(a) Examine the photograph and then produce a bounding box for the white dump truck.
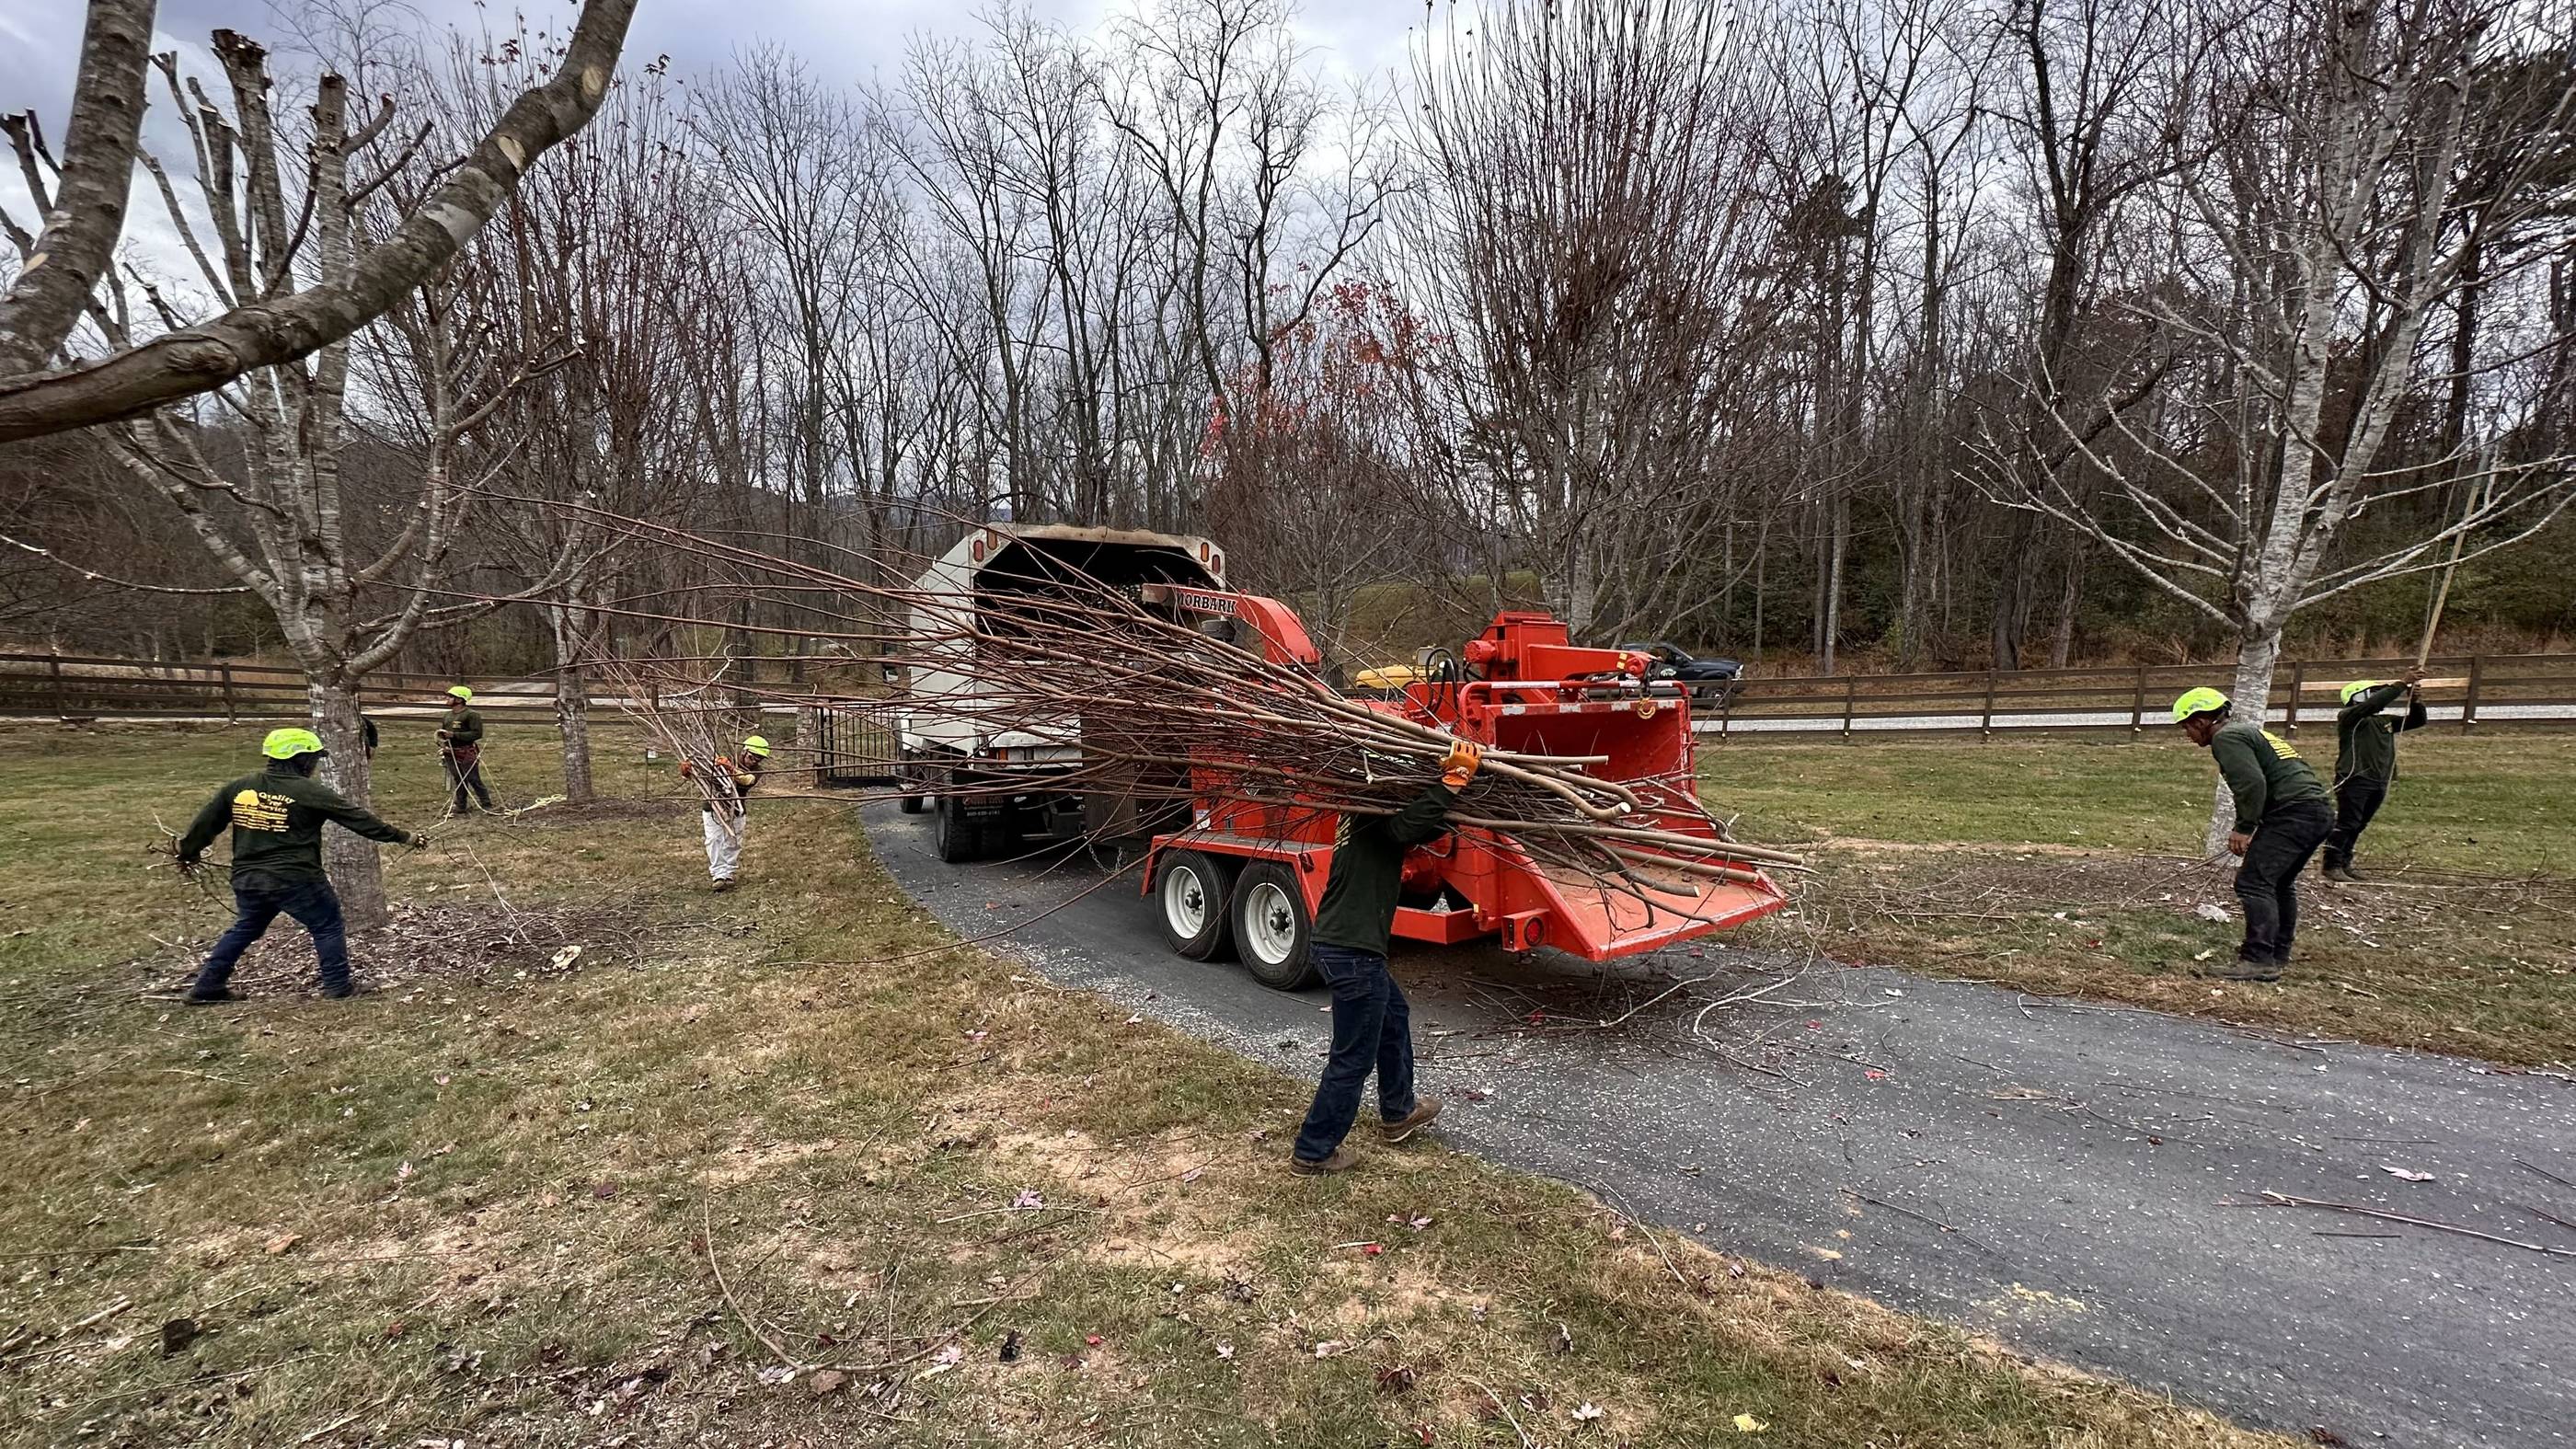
[896,523,1228,862]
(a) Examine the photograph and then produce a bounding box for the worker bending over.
[1292,738,1481,1176]
[2325,669,2428,882]
[437,684,493,814]
[2173,688,2332,982]
[682,735,770,892]
[177,727,427,1003]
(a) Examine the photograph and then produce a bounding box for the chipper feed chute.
[1429,674,1788,960]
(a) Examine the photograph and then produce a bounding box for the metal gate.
[807,704,900,787]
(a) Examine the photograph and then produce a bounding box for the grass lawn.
[0,720,2283,1447]
[1702,733,2576,1065]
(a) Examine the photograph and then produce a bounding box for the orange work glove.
[1440,739,1482,788]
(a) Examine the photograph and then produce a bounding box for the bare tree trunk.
[310,673,388,927]
[2045,552,2082,668]
[0,0,156,374]
[1820,495,1847,675]
[549,602,595,803]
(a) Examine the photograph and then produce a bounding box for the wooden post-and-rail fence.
[3,650,2572,737]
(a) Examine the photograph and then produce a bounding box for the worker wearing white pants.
[702,807,748,885]
[681,735,770,892]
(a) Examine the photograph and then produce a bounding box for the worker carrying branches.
[176,727,428,1003]
[437,684,494,814]
[2324,669,2429,883]
[2172,688,2332,982]
[681,735,769,892]
[1292,738,1481,1177]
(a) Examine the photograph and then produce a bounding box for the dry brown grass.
[0,722,2294,1446]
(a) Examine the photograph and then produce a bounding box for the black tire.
[1231,862,1316,991]
[897,759,928,814]
[933,792,985,864]
[1156,850,1235,960]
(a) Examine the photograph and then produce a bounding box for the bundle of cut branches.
[518,503,1806,916]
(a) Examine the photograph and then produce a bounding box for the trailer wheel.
[1231,863,1316,991]
[1156,850,1234,960]
[932,793,986,864]
[896,757,928,814]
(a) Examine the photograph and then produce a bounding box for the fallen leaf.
[1733,1412,1767,1432]
[1012,1188,1044,1210]
[549,945,583,970]
[1313,1340,1347,1358]
[396,1160,414,1180]
[1085,1334,1104,1347]
[1180,1167,1203,1184]
[1125,1013,1144,1025]
[264,1233,302,1256]
[998,1330,1022,1363]
[1363,1242,1386,1257]
[808,1369,847,1397]
[1214,1343,1234,1360]
[756,1365,796,1386]
[2381,1165,2436,1182]
[933,1343,963,1366]
[1572,1402,1604,1421]
[915,1360,956,1382]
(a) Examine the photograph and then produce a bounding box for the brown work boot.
[1381,1095,1443,1144]
[710,878,737,893]
[1290,1145,1360,1176]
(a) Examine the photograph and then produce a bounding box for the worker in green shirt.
[2323,669,2428,882]
[437,684,493,814]
[1292,738,1481,1176]
[2173,688,2333,982]
[177,727,427,1003]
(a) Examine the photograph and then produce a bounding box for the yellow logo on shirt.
[2260,731,2301,759]
[230,788,292,832]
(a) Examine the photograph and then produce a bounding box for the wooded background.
[6,0,2573,685]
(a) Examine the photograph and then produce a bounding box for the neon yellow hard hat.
[2340,679,2381,705]
[446,684,474,701]
[262,726,327,759]
[2169,686,2229,723]
[741,735,771,757]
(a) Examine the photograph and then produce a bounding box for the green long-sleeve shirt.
[2210,719,2329,834]
[178,763,417,891]
[440,704,484,748]
[2334,683,2427,785]
[1313,781,1458,956]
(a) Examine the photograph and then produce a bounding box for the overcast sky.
[2,0,1424,308]
[2,0,1420,134]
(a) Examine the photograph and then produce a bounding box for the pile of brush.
[559,507,1806,909]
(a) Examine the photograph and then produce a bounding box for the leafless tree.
[1997,0,2575,839]
[0,0,637,440]
[1402,0,1789,641]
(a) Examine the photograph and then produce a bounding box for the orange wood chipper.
[1138,586,1789,989]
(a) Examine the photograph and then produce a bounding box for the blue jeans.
[1293,944,1418,1162]
[194,880,351,994]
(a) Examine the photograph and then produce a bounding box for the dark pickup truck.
[1617,641,1744,703]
